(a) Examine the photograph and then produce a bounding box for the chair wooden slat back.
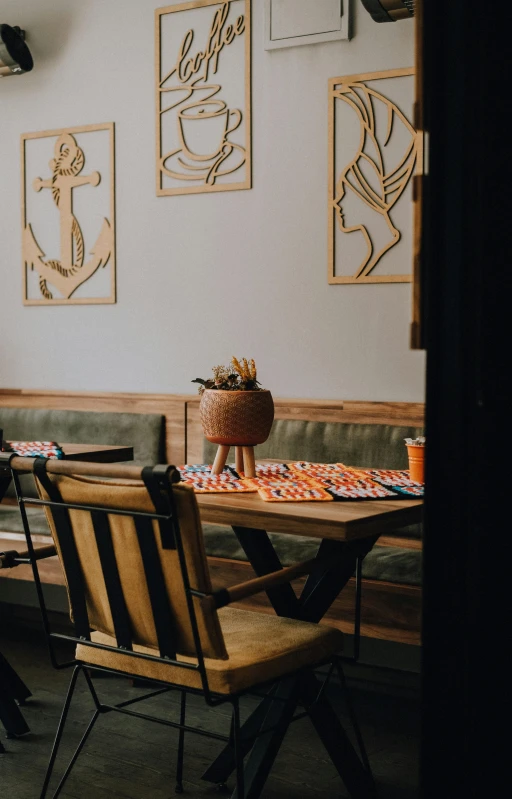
[32,462,228,663]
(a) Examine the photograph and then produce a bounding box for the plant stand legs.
[212,446,230,475]
[235,447,244,475]
[242,447,256,478]
[211,445,257,477]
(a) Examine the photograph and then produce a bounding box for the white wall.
[0,0,425,401]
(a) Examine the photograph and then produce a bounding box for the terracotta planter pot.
[406,444,425,483]
[199,389,274,446]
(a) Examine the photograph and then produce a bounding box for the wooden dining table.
[0,443,134,747]
[195,477,423,799]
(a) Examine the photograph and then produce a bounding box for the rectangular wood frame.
[328,68,419,285]
[20,122,116,306]
[155,0,252,197]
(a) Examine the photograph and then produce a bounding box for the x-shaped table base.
[202,527,379,799]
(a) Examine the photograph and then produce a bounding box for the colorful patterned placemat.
[178,465,257,493]
[229,462,291,478]
[289,462,410,500]
[289,461,349,476]
[244,472,333,502]
[355,469,424,497]
[4,441,64,459]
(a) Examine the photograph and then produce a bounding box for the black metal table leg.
[231,676,303,799]
[300,536,378,623]
[202,687,276,785]
[303,672,376,798]
[0,651,32,705]
[230,527,303,618]
[202,527,378,798]
[0,663,30,737]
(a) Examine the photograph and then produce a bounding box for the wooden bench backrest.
[0,389,425,466]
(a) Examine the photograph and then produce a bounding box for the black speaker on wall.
[360,0,416,22]
[0,24,33,77]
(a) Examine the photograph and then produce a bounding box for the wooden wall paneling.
[207,557,421,645]
[0,534,65,587]
[0,389,194,465]
[1,389,425,465]
[333,401,424,426]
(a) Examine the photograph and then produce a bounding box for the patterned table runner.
[178,463,424,501]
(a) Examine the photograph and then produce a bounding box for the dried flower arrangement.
[193,357,263,394]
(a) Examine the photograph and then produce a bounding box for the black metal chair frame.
[0,464,33,743]
[1,454,373,799]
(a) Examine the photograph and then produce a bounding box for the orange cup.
[406,444,425,483]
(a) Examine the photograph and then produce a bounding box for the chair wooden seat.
[78,607,343,695]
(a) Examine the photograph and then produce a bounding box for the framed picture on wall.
[21,122,116,306]
[155,0,252,197]
[328,68,421,284]
[264,0,350,50]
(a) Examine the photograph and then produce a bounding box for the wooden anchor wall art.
[155,0,251,196]
[21,123,116,305]
[328,68,421,284]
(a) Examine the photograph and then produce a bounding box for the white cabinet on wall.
[264,0,350,49]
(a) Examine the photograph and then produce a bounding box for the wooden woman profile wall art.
[155,0,251,196]
[328,68,420,284]
[21,123,116,305]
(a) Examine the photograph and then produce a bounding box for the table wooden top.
[59,444,134,463]
[196,490,422,542]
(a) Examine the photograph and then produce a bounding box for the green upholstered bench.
[202,418,424,589]
[1,408,423,643]
[0,406,168,619]
[0,407,165,524]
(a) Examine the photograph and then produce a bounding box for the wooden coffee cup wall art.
[21,122,116,305]
[155,0,251,196]
[328,68,421,284]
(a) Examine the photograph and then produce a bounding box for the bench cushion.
[203,419,424,470]
[0,408,165,498]
[0,510,422,586]
[201,523,421,586]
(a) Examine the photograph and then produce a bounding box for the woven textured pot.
[199,389,274,446]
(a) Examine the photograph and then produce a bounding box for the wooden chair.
[5,455,374,799]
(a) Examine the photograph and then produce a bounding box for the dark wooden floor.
[0,624,419,798]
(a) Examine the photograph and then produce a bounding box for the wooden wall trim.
[185,396,425,463]
[0,389,196,464]
[1,389,424,465]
